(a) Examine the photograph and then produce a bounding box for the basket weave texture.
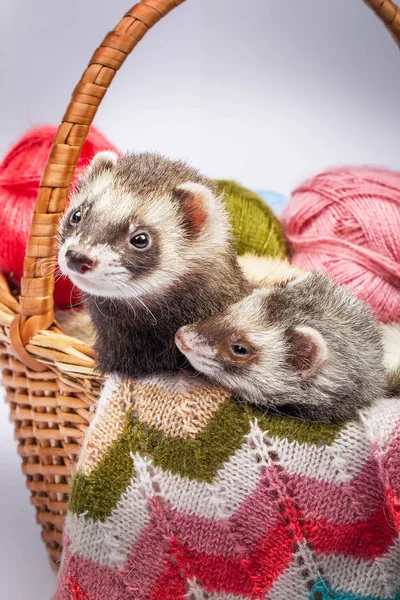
[0,0,400,569]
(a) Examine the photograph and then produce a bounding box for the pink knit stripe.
[55,551,129,600]
[147,544,188,600]
[290,458,384,524]
[164,460,384,559]
[377,430,400,494]
[166,474,279,558]
[158,458,384,563]
[122,498,173,599]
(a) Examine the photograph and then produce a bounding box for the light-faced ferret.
[175,272,386,423]
[58,151,251,377]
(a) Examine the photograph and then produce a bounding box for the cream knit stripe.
[77,374,126,476]
[65,454,155,567]
[316,537,400,598]
[138,371,217,393]
[375,537,400,593]
[76,380,392,485]
[93,375,122,416]
[65,515,130,569]
[130,378,228,439]
[76,372,228,477]
[277,417,372,484]
[361,398,400,455]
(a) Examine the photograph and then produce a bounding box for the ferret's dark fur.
[85,258,249,376]
[58,151,251,377]
[176,272,386,423]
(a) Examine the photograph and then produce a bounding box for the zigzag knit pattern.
[54,373,400,600]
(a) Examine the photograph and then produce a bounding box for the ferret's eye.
[231,344,250,356]
[71,209,82,224]
[130,233,149,249]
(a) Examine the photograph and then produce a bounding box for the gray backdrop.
[0,1,399,598]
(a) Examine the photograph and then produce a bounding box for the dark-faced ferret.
[58,151,251,377]
[175,271,386,423]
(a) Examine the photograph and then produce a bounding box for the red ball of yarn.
[283,167,400,323]
[0,126,118,308]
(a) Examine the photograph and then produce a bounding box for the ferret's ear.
[86,151,119,178]
[174,182,217,237]
[291,326,328,379]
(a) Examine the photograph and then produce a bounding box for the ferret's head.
[58,151,230,299]
[176,273,385,420]
[175,287,327,405]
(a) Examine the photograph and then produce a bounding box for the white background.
[0,1,399,598]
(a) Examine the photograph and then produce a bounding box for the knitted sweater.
[54,372,400,600]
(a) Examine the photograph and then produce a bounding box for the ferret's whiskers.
[30,257,56,275]
[117,280,157,325]
[177,358,191,370]
[21,258,58,303]
[93,295,112,320]
[115,284,136,319]
[68,284,84,314]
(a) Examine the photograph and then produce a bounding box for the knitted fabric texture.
[215,180,288,259]
[55,374,400,600]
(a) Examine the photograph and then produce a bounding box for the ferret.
[58,151,251,377]
[175,271,386,423]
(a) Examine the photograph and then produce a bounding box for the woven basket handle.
[11,0,400,370]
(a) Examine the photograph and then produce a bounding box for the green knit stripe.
[69,399,249,520]
[69,398,344,521]
[69,413,137,521]
[215,180,288,259]
[137,399,249,482]
[247,406,344,447]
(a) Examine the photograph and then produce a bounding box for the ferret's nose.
[175,330,192,353]
[65,249,96,274]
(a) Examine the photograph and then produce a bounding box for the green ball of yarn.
[214,180,288,259]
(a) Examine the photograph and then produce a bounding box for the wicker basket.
[0,0,399,570]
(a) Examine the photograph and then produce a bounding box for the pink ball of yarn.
[283,167,400,323]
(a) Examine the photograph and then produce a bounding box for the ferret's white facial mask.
[58,237,130,298]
